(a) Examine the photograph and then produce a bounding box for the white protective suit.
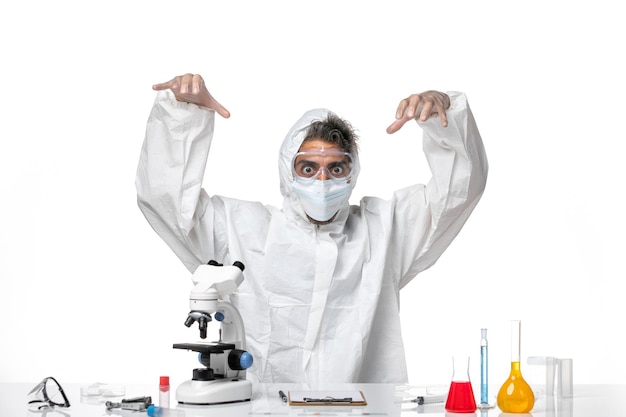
[136,89,488,384]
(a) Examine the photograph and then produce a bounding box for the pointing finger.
[386,118,409,134]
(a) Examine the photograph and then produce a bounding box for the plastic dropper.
[147,405,185,417]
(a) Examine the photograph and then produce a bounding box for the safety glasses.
[27,376,71,410]
[292,150,353,181]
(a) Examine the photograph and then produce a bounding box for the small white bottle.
[159,376,170,408]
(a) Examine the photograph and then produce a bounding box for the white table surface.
[1,382,624,417]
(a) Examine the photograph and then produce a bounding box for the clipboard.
[288,390,367,406]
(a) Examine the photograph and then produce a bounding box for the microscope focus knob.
[228,349,253,370]
[193,367,215,381]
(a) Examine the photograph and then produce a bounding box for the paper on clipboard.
[288,390,367,406]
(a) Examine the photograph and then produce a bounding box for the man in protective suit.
[136,73,488,384]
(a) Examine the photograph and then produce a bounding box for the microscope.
[173,260,253,405]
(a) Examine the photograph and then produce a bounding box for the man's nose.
[318,167,330,181]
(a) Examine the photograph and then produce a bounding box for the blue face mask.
[291,178,352,222]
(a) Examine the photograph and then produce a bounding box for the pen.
[415,394,447,405]
[279,390,288,403]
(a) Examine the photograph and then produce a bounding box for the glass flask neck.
[510,320,521,362]
[509,361,523,376]
[451,356,471,382]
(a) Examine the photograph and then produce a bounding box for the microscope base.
[176,378,252,405]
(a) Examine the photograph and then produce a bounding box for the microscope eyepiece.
[207,259,245,271]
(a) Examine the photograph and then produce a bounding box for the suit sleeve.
[394,91,489,288]
[135,90,220,272]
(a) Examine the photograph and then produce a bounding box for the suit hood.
[278,108,360,222]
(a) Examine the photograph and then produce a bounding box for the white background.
[1,0,624,393]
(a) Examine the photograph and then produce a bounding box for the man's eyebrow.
[328,158,350,164]
[295,157,319,165]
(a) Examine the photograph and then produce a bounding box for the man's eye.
[331,166,344,175]
[301,165,316,176]
[329,162,349,177]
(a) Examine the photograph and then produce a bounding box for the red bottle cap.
[160,376,169,386]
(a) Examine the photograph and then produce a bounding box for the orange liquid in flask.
[497,320,535,413]
[497,361,535,413]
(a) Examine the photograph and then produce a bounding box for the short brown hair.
[303,114,359,155]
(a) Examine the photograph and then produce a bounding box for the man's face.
[293,139,352,182]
